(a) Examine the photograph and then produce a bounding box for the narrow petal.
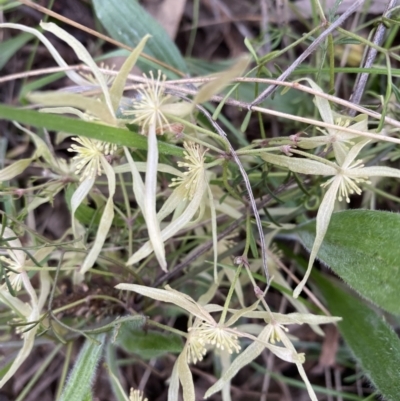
[123,146,145,211]
[294,177,341,298]
[194,55,250,105]
[115,283,213,323]
[41,22,115,118]
[157,187,186,223]
[298,78,334,125]
[0,158,33,182]
[0,23,88,87]
[356,165,400,179]
[109,35,150,112]
[204,325,273,398]
[0,319,38,388]
[168,358,180,401]
[341,139,370,168]
[127,174,206,266]
[39,107,93,121]
[71,176,96,237]
[28,92,115,125]
[143,122,167,271]
[265,342,302,363]
[177,350,195,401]
[78,157,116,278]
[261,153,336,176]
[115,161,183,177]
[296,362,319,401]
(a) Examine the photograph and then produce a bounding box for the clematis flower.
[0,23,152,282]
[261,139,400,297]
[125,141,210,272]
[115,283,244,401]
[116,283,340,401]
[205,311,341,401]
[1,22,150,127]
[295,79,368,165]
[69,137,117,281]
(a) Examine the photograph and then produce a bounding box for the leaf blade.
[92,0,188,74]
[297,210,400,315]
[313,271,400,401]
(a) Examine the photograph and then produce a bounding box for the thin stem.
[146,319,187,338]
[195,103,270,284]
[250,0,366,106]
[348,0,398,115]
[119,172,133,256]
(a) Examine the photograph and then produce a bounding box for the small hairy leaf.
[314,271,400,401]
[59,334,106,401]
[114,326,183,359]
[297,210,400,315]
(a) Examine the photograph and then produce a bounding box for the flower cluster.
[68,137,117,180]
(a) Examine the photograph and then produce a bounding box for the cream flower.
[68,137,117,180]
[129,389,148,401]
[169,142,208,200]
[261,139,400,297]
[124,70,172,131]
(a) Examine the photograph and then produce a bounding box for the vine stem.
[249,0,366,106]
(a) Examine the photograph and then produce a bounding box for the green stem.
[147,319,187,338]
[118,172,133,256]
[56,342,73,401]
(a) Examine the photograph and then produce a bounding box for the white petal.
[79,157,116,277]
[41,22,115,119]
[115,284,213,323]
[127,174,206,266]
[341,139,370,168]
[0,23,88,87]
[71,176,95,237]
[261,153,336,176]
[109,35,150,112]
[177,350,195,401]
[299,78,333,125]
[0,158,33,182]
[204,325,273,398]
[356,165,400,178]
[168,358,180,401]
[143,123,166,271]
[294,177,341,298]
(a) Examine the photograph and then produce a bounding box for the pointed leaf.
[110,35,150,111]
[0,158,33,182]
[298,210,400,315]
[92,0,188,73]
[41,22,115,118]
[0,104,184,157]
[59,334,106,401]
[115,326,182,359]
[194,55,250,105]
[314,271,400,401]
[79,158,116,277]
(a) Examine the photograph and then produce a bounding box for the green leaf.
[114,325,183,359]
[0,104,183,157]
[0,32,32,70]
[313,271,400,401]
[297,210,400,315]
[92,0,188,74]
[59,334,106,401]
